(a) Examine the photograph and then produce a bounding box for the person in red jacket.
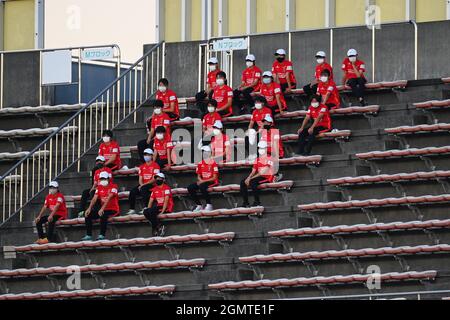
[249,96,273,132]
[212,71,234,117]
[153,126,174,169]
[272,49,297,93]
[303,51,334,99]
[202,99,222,134]
[240,141,275,207]
[342,48,367,106]
[34,181,68,244]
[196,57,221,114]
[155,78,179,120]
[82,172,120,241]
[296,95,332,156]
[143,173,172,236]
[233,54,262,114]
[260,71,287,114]
[210,120,231,163]
[317,69,341,110]
[126,149,161,215]
[259,115,285,159]
[97,130,122,172]
[187,146,219,212]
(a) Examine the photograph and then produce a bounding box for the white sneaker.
[204,204,214,211]
[193,205,203,212]
[126,209,136,216]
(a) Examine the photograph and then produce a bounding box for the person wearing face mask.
[233,54,262,115]
[342,49,367,106]
[202,99,222,134]
[317,69,341,110]
[78,156,113,218]
[260,71,287,114]
[210,120,231,163]
[240,141,275,207]
[97,130,122,172]
[249,96,273,132]
[153,126,174,169]
[259,115,285,159]
[155,78,180,120]
[272,49,297,93]
[187,146,219,212]
[296,95,332,156]
[212,71,234,117]
[138,100,172,163]
[196,57,221,115]
[143,173,173,237]
[82,172,120,241]
[34,181,68,244]
[126,149,161,215]
[303,51,334,99]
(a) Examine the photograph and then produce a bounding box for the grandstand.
[0,18,450,301]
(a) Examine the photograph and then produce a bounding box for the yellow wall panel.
[296,0,326,29]
[335,0,366,26]
[256,0,286,33]
[4,0,35,50]
[228,0,246,36]
[416,0,446,22]
[376,0,406,23]
[165,0,181,42]
[191,0,202,40]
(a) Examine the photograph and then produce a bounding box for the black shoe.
[252,201,261,207]
[359,99,367,107]
[241,202,251,208]
[154,225,165,237]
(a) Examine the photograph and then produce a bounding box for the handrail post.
[410,20,418,80]
[372,24,376,83]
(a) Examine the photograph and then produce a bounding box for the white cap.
[201,145,212,153]
[275,49,286,56]
[246,54,256,62]
[262,71,273,78]
[155,173,165,179]
[258,141,268,149]
[208,57,219,64]
[213,120,223,129]
[347,49,358,56]
[316,51,326,58]
[99,172,110,180]
[263,115,274,123]
[143,148,154,155]
[49,181,59,188]
[96,156,105,162]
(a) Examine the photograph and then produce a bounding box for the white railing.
[0,42,165,225]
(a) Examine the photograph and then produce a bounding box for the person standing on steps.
[82,172,120,241]
[143,173,173,237]
[272,49,297,93]
[342,49,368,106]
[155,78,180,120]
[303,51,334,99]
[188,146,219,212]
[126,149,161,215]
[196,57,221,115]
[240,141,275,207]
[34,181,68,244]
[233,54,262,115]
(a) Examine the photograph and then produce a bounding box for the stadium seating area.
[0,67,449,300]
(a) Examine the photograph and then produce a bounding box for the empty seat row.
[414,99,450,109]
[268,219,450,238]
[327,170,450,186]
[0,285,175,300]
[0,104,87,116]
[297,194,450,212]
[239,244,450,264]
[12,232,235,253]
[356,146,450,160]
[0,126,78,139]
[0,258,205,278]
[208,270,436,291]
[0,150,49,162]
[385,124,450,135]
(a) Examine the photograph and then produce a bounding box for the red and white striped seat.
[442,77,450,84]
[385,124,450,134]
[414,99,450,109]
[356,146,450,160]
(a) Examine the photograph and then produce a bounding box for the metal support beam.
[35,0,45,49]
[447,0,450,20]
[325,0,336,28]
[285,0,296,31]
[181,0,192,42]
[0,1,4,51]
[218,0,228,37]
[156,0,165,42]
[406,0,417,21]
[246,0,256,34]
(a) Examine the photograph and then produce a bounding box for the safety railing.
[0,44,123,109]
[0,42,165,225]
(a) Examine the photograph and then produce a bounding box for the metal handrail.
[0,41,164,225]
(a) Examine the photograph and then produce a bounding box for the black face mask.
[96,162,105,168]
[277,57,285,63]
[156,180,164,186]
[264,125,272,130]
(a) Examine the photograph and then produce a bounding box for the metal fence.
[0,42,165,225]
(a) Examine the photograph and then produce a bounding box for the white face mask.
[144,156,152,163]
[311,102,320,108]
[207,106,216,113]
[216,78,225,86]
[154,108,162,115]
[349,56,357,63]
[99,180,109,187]
[246,61,254,68]
[263,78,272,85]
[317,58,325,64]
[156,134,164,140]
[49,188,57,195]
[209,65,217,72]
[213,129,221,136]
[258,149,267,156]
[102,136,111,143]
[158,86,167,93]
[255,103,263,110]
[320,76,328,83]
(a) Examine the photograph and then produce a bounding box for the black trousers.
[143,203,162,230]
[80,189,96,212]
[188,181,215,205]
[84,208,116,237]
[36,215,62,241]
[137,139,154,163]
[196,90,214,115]
[297,126,327,155]
[129,184,153,210]
[233,87,255,113]
[280,82,297,92]
[240,176,268,204]
[303,83,318,99]
[156,157,168,169]
[347,77,367,99]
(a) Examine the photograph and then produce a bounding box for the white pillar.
[35,0,45,49]
[156,0,165,42]
[406,0,417,21]
[218,0,228,37]
[181,0,192,41]
[285,0,296,31]
[325,0,336,28]
[246,0,256,34]
[446,0,450,20]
